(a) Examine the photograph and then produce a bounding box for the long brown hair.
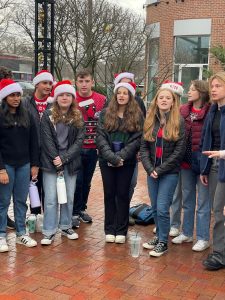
[144,88,181,141]
[51,99,83,127]
[104,90,142,132]
[191,80,209,104]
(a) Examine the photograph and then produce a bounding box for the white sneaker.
[169,227,180,237]
[192,240,210,252]
[16,235,37,247]
[41,234,55,245]
[0,237,9,252]
[172,233,193,244]
[152,227,156,234]
[105,234,115,243]
[115,235,126,244]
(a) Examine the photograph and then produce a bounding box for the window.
[175,36,210,64]
[147,38,159,105]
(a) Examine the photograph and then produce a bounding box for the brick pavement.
[1,164,225,300]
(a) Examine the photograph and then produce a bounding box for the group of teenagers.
[0,67,225,271]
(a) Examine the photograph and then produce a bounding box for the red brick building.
[145,0,225,103]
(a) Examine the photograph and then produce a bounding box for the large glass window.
[175,36,210,64]
[173,35,210,102]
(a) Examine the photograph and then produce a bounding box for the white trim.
[0,83,23,101]
[114,72,134,85]
[33,72,53,86]
[114,82,135,97]
[54,84,76,101]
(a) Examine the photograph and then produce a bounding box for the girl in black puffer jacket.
[40,81,84,246]
[141,87,185,257]
[96,81,143,244]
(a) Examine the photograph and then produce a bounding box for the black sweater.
[0,113,39,169]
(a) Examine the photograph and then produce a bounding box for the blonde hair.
[144,88,181,141]
[209,71,225,92]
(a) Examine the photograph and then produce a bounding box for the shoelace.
[153,242,166,252]
[64,228,74,235]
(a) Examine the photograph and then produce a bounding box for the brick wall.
[146,0,225,76]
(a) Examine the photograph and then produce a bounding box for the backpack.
[129,203,155,225]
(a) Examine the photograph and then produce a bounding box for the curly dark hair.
[104,91,142,132]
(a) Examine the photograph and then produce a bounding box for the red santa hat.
[160,80,184,97]
[114,82,136,97]
[32,70,54,86]
[0,79,23,101]
[114,72,135,85]
[53,80,76,101]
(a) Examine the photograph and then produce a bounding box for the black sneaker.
[61,228,78,240]
[72,216,80,228]
[79,211,92,223]
[142,237,159,250]
[7,216,15,230]
[149,242,168,257]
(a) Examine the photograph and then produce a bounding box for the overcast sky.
[110,0,146,15]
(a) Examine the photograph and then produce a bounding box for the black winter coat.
[140,115,185,176]
[96,111,144,166]
[40,109,85,175]
[23,95,51,146]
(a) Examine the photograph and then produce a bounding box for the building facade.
[145,0,225,103]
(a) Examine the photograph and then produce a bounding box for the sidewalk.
[1,164,225,300]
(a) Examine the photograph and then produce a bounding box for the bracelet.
[0,169,6,174]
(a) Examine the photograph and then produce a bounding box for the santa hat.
[53,80,76,101]
[0,79,23,101]
[32,70,54,86]
[114,72,135,85]
[114,82,136,97]
[160,80,184,97]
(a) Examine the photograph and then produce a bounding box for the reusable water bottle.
[56,173,67,204]
[29,180,41,208]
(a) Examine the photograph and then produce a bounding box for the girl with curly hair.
[40,80,84,245]
[96,81,144,244]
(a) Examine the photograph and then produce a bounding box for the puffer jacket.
[96,110,144,166]
[23,95,51,146]
[140,114,185,176]
[180,102,210,152]
[40,109,85,175]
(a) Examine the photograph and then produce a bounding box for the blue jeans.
[0,163,30,237]
[73,149,98,215]
[129,162,138,201]
[147,174,178,243]
[42,167,77,236]
[170,172,182,229]
[181,169,210,240]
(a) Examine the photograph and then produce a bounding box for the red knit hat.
[53,80,76,101]
[114,81,136,97]
[0,79,23,101]
[114,72,135,85]
[32,70,54,86]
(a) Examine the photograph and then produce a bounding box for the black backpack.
[129,203,155,225]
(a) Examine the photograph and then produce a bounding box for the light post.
[34,0,55,74]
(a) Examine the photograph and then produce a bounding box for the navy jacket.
[200,103,225,182]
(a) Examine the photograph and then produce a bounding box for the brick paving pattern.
[1,164,225,299]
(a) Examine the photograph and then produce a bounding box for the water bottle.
[56,173,67,204]
[29,180,41,208]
